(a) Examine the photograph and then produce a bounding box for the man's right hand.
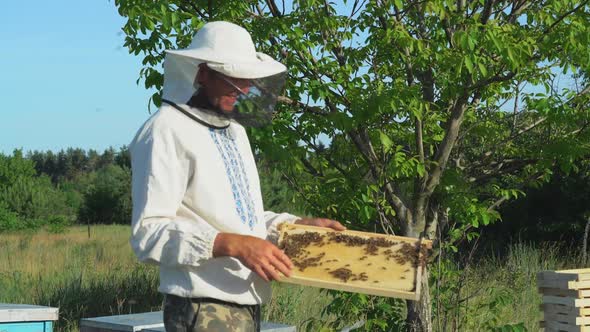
[212,233,293,282]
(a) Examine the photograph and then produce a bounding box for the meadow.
[0,226,333,331]
[0,225,583,331]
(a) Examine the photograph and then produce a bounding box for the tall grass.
[435,241,584,331]
[0,226,330,331]
[2,226,584,331]
[0,226,161,331]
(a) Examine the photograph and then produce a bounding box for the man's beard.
[186,90,228,117]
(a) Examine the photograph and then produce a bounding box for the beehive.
[277,223,432,300]
[0,304,58,332]
[538,268,590,332]
[80,312,296,332]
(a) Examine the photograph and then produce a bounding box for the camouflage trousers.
[163,294,261,332]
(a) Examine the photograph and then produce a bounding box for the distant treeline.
[27,147,131,183]
[0,147,298,233]
[1,147,588,245]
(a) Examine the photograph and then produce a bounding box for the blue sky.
[0,2,575,155]
[0,0,155,154]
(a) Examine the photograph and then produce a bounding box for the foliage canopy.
[115,0,590,329]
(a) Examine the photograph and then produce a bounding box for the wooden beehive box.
[538,268,590,332]
[0,304,59,332]
[277,223,432,300]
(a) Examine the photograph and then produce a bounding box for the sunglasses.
[212,71,252,94]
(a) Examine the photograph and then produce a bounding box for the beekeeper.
[129,21,345,332]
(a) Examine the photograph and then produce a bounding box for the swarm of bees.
[279,230,430,283]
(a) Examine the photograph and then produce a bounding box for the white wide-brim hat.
[162,21,286,104]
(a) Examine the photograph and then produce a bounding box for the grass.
[0,226,161,331]
[0,225,332,332]
[1,225,585,331]
[433,241,584,331]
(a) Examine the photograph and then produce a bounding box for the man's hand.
[294,218,346,231]
[213,233,293,282]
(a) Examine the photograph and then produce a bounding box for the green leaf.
[379,131,394,152]
[490,33,502,51]
[171,12,179,29]
[467,35,476,51]
[464,57,474,74]
[363,206,371,220]
[478,62,488,76]
[481,212,490,225]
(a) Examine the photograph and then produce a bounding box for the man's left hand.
[294,218,346,231]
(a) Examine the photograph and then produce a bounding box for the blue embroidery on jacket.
[221,130,257,226]
[209,128,257,229]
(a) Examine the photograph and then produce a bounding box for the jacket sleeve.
[264,211,300,245]
[129,122,219,268]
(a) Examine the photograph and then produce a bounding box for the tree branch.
[469,158,539,184]
[485,170,551,212]
[424,93,471,196]
[289,125,351,178]
[480,0,495,25]
[467,82,590,164]
[266,0,282,17]
[507,0,531,24]
[348,128,409,224]
[300,157,322,177]
[178,1,208,20]
[282,173,324,212]
[321,0,346,67]
[540,0,590,37]
[276,96,329,116]
[456,0,466,12]
[470,71,517,92]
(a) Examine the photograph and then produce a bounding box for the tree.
[79,164,132,225]
[0,150,36,186]
[98,147,116,169]
[115,1,590,330]
[0,150,74,228]
[114,146,132,169]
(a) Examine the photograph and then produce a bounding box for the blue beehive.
[0,304,59,332]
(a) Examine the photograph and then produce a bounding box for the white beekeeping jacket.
[129,51,298,305]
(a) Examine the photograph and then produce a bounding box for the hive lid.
[259,322,297,332]
[0,304,59,322]
[143,321,295,332]
[80,311,163,332]
[538,268,590,290]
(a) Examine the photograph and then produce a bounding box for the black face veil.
[209,70,286,127]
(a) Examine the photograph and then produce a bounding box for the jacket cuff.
[173,227,220,267]
[198,228,220,263]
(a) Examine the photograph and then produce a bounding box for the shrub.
[0,201,22,232]
[46,215,72,234]
[1,176,72,220]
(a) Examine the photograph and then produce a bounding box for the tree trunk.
[407,268,432,332]
[404,221,435,332]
